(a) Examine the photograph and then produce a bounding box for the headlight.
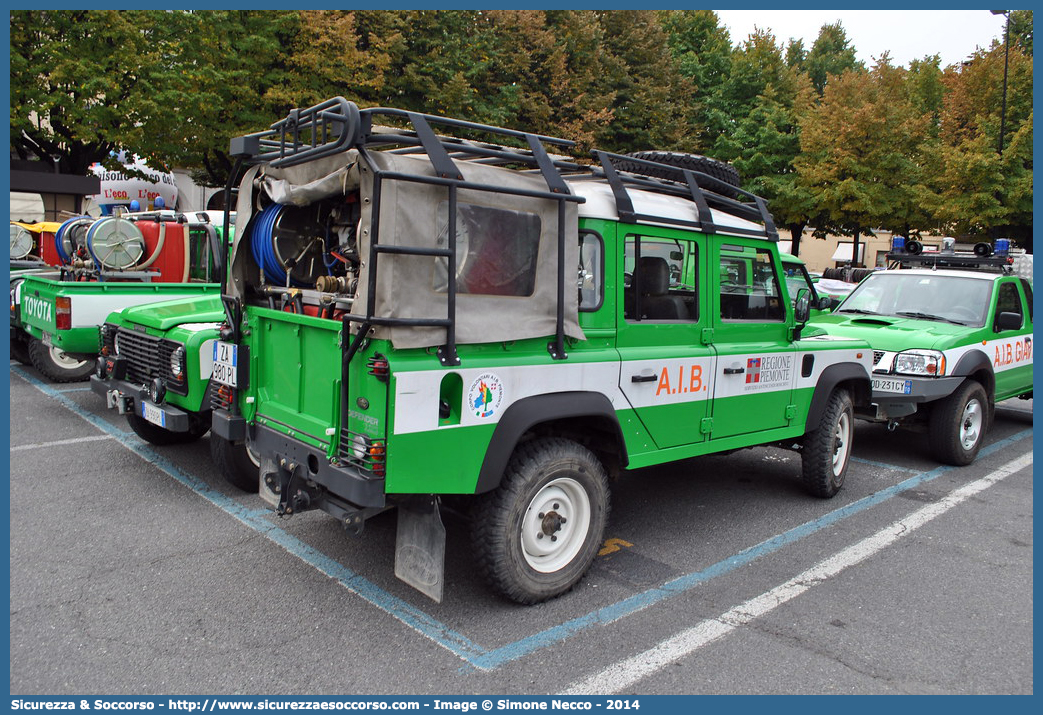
[169,345,185,380]
[893,350,946,377]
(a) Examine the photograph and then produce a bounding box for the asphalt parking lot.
[8,360,1033,695]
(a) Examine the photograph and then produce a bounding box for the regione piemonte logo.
[746,357,761,384]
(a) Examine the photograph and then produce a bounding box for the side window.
[1019,278,1033,321]
[433,202,541,297]
[994,282,1024,331]
[578,231,603,311]
[782,263,816,306]
[623,235,698,322]
[720,247,785,322]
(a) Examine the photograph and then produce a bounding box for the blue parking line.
[469,427,1032,670]
[852,455,921,472]
[14,364,1032,673]
[11,365,486,662]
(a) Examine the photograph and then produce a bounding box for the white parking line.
[563,451,1033,695]
[10,434,114,452]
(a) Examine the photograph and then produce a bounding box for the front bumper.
[867,374,964,420]
[90,374,193,432]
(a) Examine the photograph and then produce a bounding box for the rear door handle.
[631,374,657,383]
[723,367,745,375]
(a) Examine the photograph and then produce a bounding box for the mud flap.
[394,497,446,603]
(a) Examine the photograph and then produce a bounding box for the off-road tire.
[801,388,854,498]
[211,435,260,492]
[10,333,32,365]
[126,411,209,446]
[470,437,610,604]
[615,151,741,198]
[929,380,988,466]
[27,338,94,382]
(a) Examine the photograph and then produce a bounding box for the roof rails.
[229,97,579,193]
[585,150,778,241]
[886,252,1015,272]
[229,98,779,241]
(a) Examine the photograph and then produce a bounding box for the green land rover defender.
[211,98,873,603]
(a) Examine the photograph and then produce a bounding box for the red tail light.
[217,384,234,404]
[55,296,72,330]
[369,442,386,477]
[367,354,390,382]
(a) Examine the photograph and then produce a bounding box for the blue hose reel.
[250,202,331,288]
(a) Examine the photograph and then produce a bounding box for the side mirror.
[817,296,832,311]
[794,288,811,324]
[996,311,1023,332]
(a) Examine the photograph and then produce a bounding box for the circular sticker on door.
[468,372,505,419]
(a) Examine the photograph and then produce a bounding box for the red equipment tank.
[134,219,189,282]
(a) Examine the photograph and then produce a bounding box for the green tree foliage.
[928,40,1033,240]
[174,10,306,186]
[804,22,862,94]
[708,28,816,253]
[796,60,930,258]
[906,55,945,136]
[9,8,1032,246]
[661,10,733,147]
[593,11,695,153]
[10,10,200,175]
[1008,10,1032,56]
[785,38,807,70]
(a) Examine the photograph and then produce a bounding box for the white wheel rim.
[520,477,591,573]
[50,346,88,369]
[832,411,852,476]
[959,399,984,451]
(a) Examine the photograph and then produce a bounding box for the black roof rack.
[229,98,778,241]
[886,252,1015,272]
[584,150,778,241]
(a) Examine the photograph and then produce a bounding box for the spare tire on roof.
[613,151,741,198]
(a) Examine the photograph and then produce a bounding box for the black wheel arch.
[474,391,628,495]
[950,349,995,397]
[805,363,872,433]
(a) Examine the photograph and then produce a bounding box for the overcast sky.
[714,10,1010,68]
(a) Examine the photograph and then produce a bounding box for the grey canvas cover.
[228,151,363,301]
[231,147,584,350]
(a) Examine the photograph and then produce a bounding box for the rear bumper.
[246,421,387,512]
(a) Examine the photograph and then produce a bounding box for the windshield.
[837,273,992,326]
